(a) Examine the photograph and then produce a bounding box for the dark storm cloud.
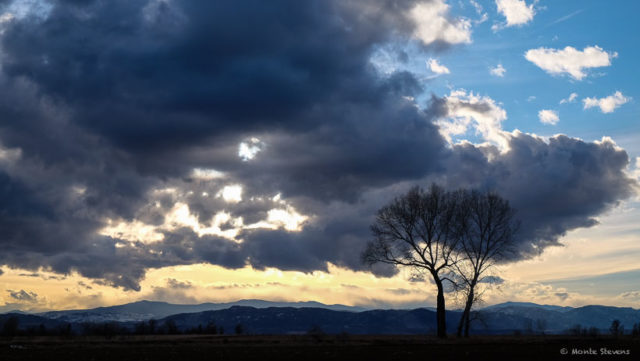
[0,0,429,153]
[442,133,637,259]
[0,0,636,290]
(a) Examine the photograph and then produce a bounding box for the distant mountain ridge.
[2,300,638,335]
[482,301,574,313]
[36,299,366,323]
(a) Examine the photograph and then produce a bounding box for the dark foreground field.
[1,335,638,361]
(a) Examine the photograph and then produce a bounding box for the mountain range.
[2,300,639,335]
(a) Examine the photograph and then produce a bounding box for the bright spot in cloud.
[632,157,640,181]
[99,219,165,244]
[437,89,509,151]
[238,137,263,161]
[489,64,506,77]
[427,58,450,74]
[560,92,578,104]
[0,144,21,163]
[525,46,617,80]
[164,203,243,239]
[409,0,472,46]
[583,91,630,113]
[191,168,225,180]
[538,109,559,125]
[494,0,535,29]
[267,208,308,231]
[218,184,243,203]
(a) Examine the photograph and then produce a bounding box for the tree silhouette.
[453,190,518,337]
[205,321,218,334]
[2,316,19,337]
[610,319,623,337]
[148,319,157,334]
[536,318,547,335]
[363,184,461,338]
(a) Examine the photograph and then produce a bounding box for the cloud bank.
[0,0,635,290]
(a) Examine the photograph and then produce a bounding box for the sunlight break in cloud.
[191,168,225,181]
[560,92,578,104]
[525,46,617,80]
[538,109,559,125]
[583,91,630,113]
[217,184,243,203]
[427,58,450,74]
[493,0,535,31]
[238,137,264,161]
[409,0,472,46]
[437,89,509,150]
[489,64,506,77]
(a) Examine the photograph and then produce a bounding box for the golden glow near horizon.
[3,201,640,312]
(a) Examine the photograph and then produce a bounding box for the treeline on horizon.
[0,316,243,338]
[2,315,640,339]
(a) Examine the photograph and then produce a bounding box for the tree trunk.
[464,279,478,337]
[433,276,447,338]
[456,280,476,338]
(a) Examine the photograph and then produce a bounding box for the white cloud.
[525,46,617,80]
[217,184,243,203]
[538,109,559,125]
[427,58,450,74]
[266,208,309,231]
[437,89,509,150]
[527,96,536,102]
[632,157,640,181]
[489,63,506,77]
[238,137,264,161]
[559,92,578,104]
[583,91,630,114]
[493,0,535,30]
[470,0,488,24]
[191,168,225,180]
[99,219,165,244]
[409,0,472,46]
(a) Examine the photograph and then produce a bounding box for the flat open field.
[1,335,639,361]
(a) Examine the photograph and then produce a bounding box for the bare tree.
[610,319,623,337]
[454,190,518,337]
[362,184,460,338]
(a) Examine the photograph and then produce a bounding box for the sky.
[0,0,638,312]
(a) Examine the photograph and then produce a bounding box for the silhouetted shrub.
[567,324,582,336]
[235,323,244,335]
[587,327,600,338]
[164,319,180,335]
[307,325,325,342]
[610,320,623,337]
[2,316,19,337]
[205,321,218,335]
